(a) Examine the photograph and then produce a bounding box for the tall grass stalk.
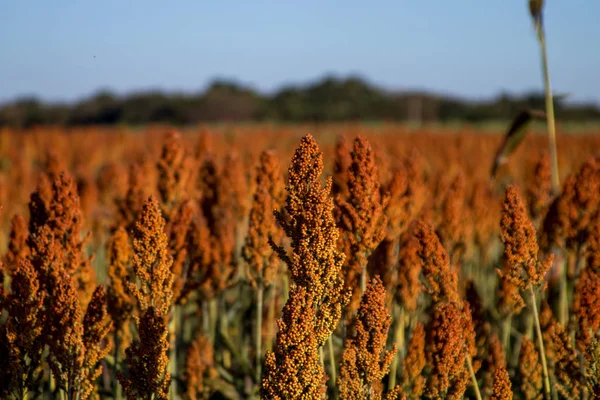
[533,4,560,194]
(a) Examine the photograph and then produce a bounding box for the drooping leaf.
[490,109,546,178]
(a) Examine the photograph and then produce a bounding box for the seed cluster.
[0,125,600,399]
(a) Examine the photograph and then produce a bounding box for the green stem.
[218,293,232,368]
[526,308,534,340]
[398,307,406,359]
[579,350,589,400]
[208,298,218,347]
[559,255,568,326]
[282,274,289,305]
[536,23,560,194]
[510,331,524,368]
[169,305,180,399]
[255,284,264,383]
[388,305,405,391]
[113,329,122,400]
[327,335,337,398]
[319,346,324,365]
[529,285,552,400]
[68,368,74,400]
[265,285,276,352]
[49,368,55,399]
[502,316,512,353]
[202,300,209,337]
[466,354,482,400]
[360,267,367,294]
[182,303,193,343]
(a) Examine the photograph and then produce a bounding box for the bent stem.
[529,285,552,400]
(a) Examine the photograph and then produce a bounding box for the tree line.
[1,76,599,128]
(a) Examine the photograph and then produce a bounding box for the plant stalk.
[255,284,264,383]
[113,329,122,400]
[529,285,552,400]
[319,346,324,365]
[502,316,512,352]
[388,305,405,391]
[208,298,218,347]
[282,274,289,305]
[536,22,560,194]
[49,368,55,399]
[328,335,338,399]
[169,305,180,399]
[558,255,568,326]
[266,285,276,352]
[558,253,575,326]
[218,293,232,368]
[360,267,367,294]
[466,354,482,400]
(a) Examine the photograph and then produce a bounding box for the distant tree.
[1,77,599,127]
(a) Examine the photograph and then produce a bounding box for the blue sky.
[1,1,599,103]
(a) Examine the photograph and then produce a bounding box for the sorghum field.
[1,123,600,400]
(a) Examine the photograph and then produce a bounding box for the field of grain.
[1,123,599,399]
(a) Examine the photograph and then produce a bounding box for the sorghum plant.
[262,134,348,399]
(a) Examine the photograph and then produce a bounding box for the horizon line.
[2,73,598,107]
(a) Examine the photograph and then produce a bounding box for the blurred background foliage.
[2,75,600,128]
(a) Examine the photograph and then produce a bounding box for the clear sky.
[1,1,599,104]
